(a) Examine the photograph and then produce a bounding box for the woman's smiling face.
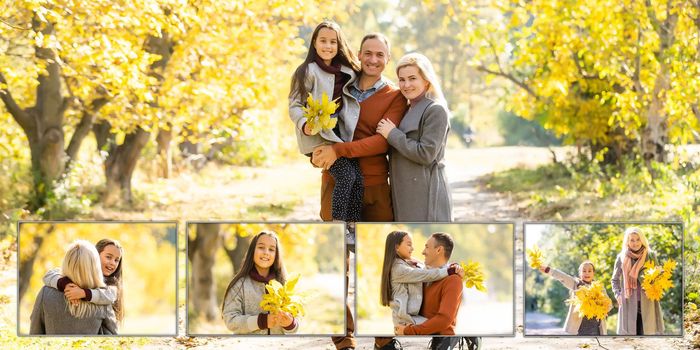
[253,234,277,270]
[628,233,643,251]
[99,244,121,277]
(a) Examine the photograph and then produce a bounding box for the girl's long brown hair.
[289,20,360,100]
[221,231,287,314]
[96,238,124,323]
[380,231,409,307]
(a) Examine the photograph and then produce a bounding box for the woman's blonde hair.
[61,240,106,318]
[622,226,650,253]
[396,52,448,109]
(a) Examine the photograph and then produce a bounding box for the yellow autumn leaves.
[642,259,677,302]
[527,246,544,270]
[566,281,612,321]
[259,274,305,318]
[459,260,487,293]
[302,92,339,135]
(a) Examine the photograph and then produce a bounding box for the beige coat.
[611,251,665,335]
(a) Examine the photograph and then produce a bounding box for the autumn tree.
[448,0,700,165]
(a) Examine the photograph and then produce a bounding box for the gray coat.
[390,259,449,326]
[547,268,610,335]
[29,286,117,335]
[288,62,360,154]
[222,276,300,334]
[387,97,452,221]
[612,251,665,335]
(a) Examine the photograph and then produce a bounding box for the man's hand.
[312,145,338,170]
[64,283,86,301]
[395,323,406,335]
[376,118,396,138]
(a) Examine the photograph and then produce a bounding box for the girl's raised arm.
[391,261,449,284]
[42,268,63,289]
[545,267,577,290]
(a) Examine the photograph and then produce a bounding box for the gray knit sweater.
[390,259,449,326]
[29,286,117,335]
[43,268,117,305]
[222,276,300,334]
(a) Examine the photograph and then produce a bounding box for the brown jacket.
[402,274,462,335]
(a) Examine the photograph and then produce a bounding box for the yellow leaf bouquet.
[527,246,544,270]
[565,281,612,321]
[302,92,339,135]
[259,274,305,317]
[459,260,487,292]
[641,259,677,301]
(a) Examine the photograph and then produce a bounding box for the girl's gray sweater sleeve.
[391,262,449,284]
[222,282,260,333]
[386,104,448,165]
[88,285,118,305]
[42,268,61,289]
[548,268,577,290]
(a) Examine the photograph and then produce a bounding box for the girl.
[31,240,118,334]
[288,20,363,222]
[376,53,452,221]
[538,261,611,335]
[222,231,299,334]
[43,238,124,325]
[380,231,462,329]
[612,227,664,335]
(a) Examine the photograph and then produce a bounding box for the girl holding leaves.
[537,261,611,335]
[43,238,124,327]
[288,20,363,222]
[611,227,664,335]
[380,231,463,331]
[222,231,299,334]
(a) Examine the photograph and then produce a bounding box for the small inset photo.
[524,222,683,336]
[186,222,345,336]
[18,221,178,336]
[355,222,514,336]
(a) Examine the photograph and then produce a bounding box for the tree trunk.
[641,69,669,164]
[103,127,150,206]
[0,16,67,212]
[65,97,109,170]
[189,223,221,321]
[18,224,54,302]
[102,32,173,206]
[93,120,115,154]
[223,233,253,275]
[156,127,173,178]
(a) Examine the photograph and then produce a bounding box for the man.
[29,285,117,334]
[313,33,407,350]
[397,233,481,350]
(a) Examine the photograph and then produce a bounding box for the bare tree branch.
[0,71,33,131]
[476,65,539,99]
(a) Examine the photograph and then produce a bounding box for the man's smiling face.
[358,38,389,79]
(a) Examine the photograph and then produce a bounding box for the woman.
[376,52,452,222]
[611,227,665,335]
[30,240,118,334]
[43,238,124,326]
[221,231,300,334]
